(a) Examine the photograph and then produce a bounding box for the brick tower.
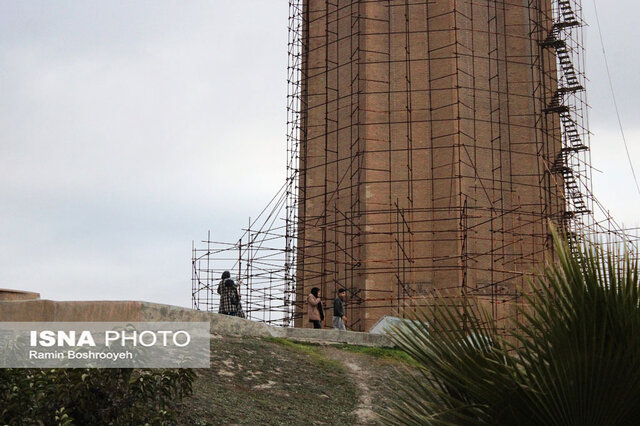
[292,0,585,331]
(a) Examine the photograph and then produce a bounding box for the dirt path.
[322,347,395,425]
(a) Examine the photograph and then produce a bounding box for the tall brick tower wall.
[294,0,569,331]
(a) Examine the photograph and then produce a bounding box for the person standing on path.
[308,287,322,329]
[333,288,347,330]
[217,270,244,317]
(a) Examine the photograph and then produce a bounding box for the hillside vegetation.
[177,336,413,425]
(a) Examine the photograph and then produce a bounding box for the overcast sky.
[0,1,638,308]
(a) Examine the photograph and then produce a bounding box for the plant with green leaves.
[0,367,195,425]
[384,230,640,425]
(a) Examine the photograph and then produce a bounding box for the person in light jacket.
[307,287,322,329]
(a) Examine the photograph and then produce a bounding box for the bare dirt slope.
[177,336,414,425]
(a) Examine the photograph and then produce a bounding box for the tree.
[385,230,640,425]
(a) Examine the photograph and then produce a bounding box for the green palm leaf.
[383,228,640,425]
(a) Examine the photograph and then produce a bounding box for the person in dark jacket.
[333,288,347,330]
[217,271,243,317]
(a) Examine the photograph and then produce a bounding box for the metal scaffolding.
[192,0,639,331]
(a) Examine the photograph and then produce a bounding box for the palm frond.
[383,227,640,425]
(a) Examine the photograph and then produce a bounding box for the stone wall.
[0,299,393,347]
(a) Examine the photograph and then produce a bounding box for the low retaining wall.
[0,288,40,301]
[0,299,393,347]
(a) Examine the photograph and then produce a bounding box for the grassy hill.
[177,336,415,425]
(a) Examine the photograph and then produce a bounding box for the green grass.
[335,344,419,366]
[267,337,419,367]
[177,336,421,424]
[177,337,357,425]
[265,337,343,369]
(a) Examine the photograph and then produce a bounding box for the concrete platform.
[0,299,393,348]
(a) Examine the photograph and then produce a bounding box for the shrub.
[0,368,195,425]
